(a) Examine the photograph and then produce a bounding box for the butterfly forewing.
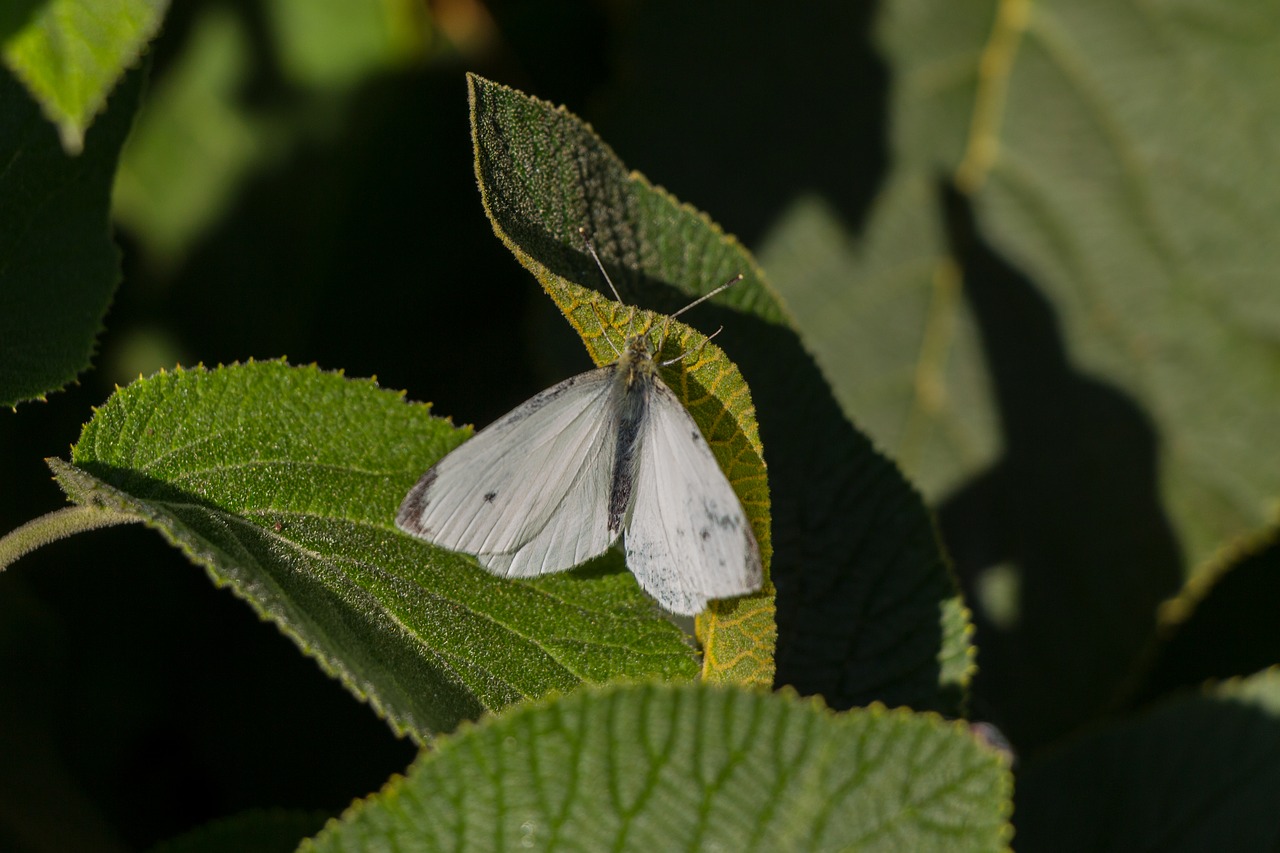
[396,366,622,576]
[622,376,763,616]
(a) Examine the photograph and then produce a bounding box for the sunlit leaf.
[1,0,167,152]
[52,361,698,741]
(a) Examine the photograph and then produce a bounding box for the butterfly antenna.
[661,325,723,367]
[580,227,632,352]
[669,273,745,321]
[579,227,626,303]
[659,272,742,363]
[587,301,622,357]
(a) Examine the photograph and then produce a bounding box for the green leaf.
[51,360,698,741]
[468,73,973,709]
[0,0,169,153]
[946,2,1280,575]
[1138,529,1280,703]
[304,683,1013,852]
[0,64,141,408]
[763,1,1280,748]
[1018,668,1280,850]
[758,181,998,503]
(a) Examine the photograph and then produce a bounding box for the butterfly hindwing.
[622,376,763,616]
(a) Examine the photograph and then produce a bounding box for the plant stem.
[0,506,140,572]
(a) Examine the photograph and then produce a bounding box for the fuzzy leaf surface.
[53,361,697,741]
[306,683,1013,852]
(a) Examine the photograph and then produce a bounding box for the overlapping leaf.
[1,0,168,152]
[51,360,698,741]
[757,0,1280,749]
[468,74,973,709]
[1018,668,1280,850]
[0,64,140,407]
[305,683,1013,852]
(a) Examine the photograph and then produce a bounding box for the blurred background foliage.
[2,0,1279,850]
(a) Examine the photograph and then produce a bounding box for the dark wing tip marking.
[395,466,439,535]
[483,490,497,503]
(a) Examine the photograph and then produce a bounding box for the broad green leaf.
[469,73,776,685]
[942,1,1280,575]
[763,1,1280,748]
[51,361,698,741]
[0,0,168,153]
[0,65,140,408]
[304,683,1013,852]
[916,0,1279,749]
[468,74,973,710]
[1017,668,1280,850]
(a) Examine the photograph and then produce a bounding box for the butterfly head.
[618,331,658,388]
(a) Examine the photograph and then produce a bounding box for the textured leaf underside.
[305,683,1014,852]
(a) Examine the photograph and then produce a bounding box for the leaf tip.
[56,122,86,156]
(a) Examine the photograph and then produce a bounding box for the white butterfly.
[396,233,763,616]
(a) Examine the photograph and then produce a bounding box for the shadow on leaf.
[936,183,1183,753]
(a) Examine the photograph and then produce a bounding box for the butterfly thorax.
[607,334,657,534]
[617,334,657,389]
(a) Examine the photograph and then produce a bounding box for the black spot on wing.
[483,490,497,503]
[702,495,743,533]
